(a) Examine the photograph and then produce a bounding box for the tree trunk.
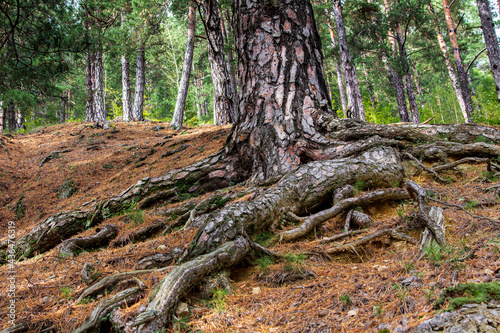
[85,51,96,122]
[476,0,500,102]
[395,25,420,123]
[201,0,238,125]
[170,5,196,130]
[132,46,146,121]
[7,100,15,132]
[327,18,348,117]
[0,103,4,133]
[121,11,132,122]
[331,0,365,120]
[231,0,334,181]
[412,62,423,95]
[60,95,66,123]
[93,50,106,124]
[384,51,410,122]
[223,9,239,112]
[442,0,474,122]
[17,108,24,129]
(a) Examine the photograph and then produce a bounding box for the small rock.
[401,276,417,286]
[377,265,388,272]
[252,287,261,295]
[347,309,359,317]
[175,302,189,318]
[157,245,167,251]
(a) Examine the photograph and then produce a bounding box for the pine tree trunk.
[231,0,334,181]
[331,0,365,120]
[476,0,500,102]
[201,0,238,125]
[412,63,423,95]
[223,9,239,114]
[7,100,15,132]
[132,46,146,121]
[395,25,420,123]
[60,95,66,123]
[327,19,348,116]
[170,6,196,130]
[442,0,474,122]
[121,11,132,122]
[85,52,96,122]
[93,50,106,123]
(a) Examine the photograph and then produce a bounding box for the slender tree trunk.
[201,0,238,125]
[16,108,24,129]
[363,63,376,109]
[384,52,410,122]
[121,10,132,122]
[442,0,474,122]
[170,5,196,130]
[327,18,348,116]
[60,95,66,123]
[85,51,96,122]
[93,50,106,124]
[7,100,15,132]
[395,25,420,123]
[231,0,334,181]
[331,0,365,120]
[132,46,146,121]
[476,0,500,102]
[0,102,4,133]
[412,62,423,95]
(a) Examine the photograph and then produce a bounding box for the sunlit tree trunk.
[476,0,500,102]
[132,46,146,121]
[327,18,348,116]
[0,101,4,133]
[121,10,132,122]
[442,0,474,122]
[201,0,238,125]
[171,5,196,129]
[331,0,365,120]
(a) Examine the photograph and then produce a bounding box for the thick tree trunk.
[121,11,132,122]
[85,52,95,122]
[231,0,334,181]
[332,0,365,120]
[93,50,106,123]
[476,0,500,102]
[132,46,146,121]
[60,95,66,123]
[442,0,474,122]
[395,25,420,123]
[170,5,196,130]
[201,0,238,125]
[7,100,15,132]
[327,19,348,116]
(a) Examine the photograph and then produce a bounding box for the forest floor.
[0,121,499,333]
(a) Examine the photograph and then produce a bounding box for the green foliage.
[209,288,229,313]
[253,231,273,247]
[353,179,367,194]
[464,200,480,211]
[283,253,306,274]
[434,282,500,310]
[59,286,74,299]
[125,210,144,226]
[256,256,273,273]
[423,242,446,265]
[393,283,409,303]
[340,292,352,305]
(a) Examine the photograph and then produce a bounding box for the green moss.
[12,194,25,219]
[434,282,500,310]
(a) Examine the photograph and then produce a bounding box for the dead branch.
[432,157,490,172]
[73,279,145,333]
[278,188,410,242]
[428,197,500,224]
[403,152,447,183]
[405,181,447,246]
[76,267,173,304]
[316,230,365,244]
[70,124,93,136]
[59,224,118,257]
[249,240,284,258]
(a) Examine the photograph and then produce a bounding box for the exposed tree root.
[76,267,173,304]
[403,152,447,183]
[428,197,500,224]
[411,142,500,161]
[112,220,167,247]
[136,247,184,270]
[315,230,365,244]
[137,189,177,209]
[277,188,410,242]
[432,157,491,172]
[59,224,118,257]
[73,279,145,333]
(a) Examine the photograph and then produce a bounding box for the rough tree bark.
[7,100,15,132]
[132,46,146,121]
[93,50,106,125]
[476,0,500,102]
[395,25,420,123]
[85,51,95,122]
[201,0,238,125]
[170,5,196,130]
[442,0,474,122]
[327,16,348,116]
[223,9,239,111]
[121,10,132,122]
[331,0,365,120]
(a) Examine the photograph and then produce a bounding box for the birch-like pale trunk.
[327,18,348,116]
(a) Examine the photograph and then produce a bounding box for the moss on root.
[434,282,500,310]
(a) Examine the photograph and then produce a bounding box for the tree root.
[315,230,365,244]
[403,152,447,183]
[76,267,173,304]
[112,220,167,247]
[411,142,500,161]
[428,197,500,224]
[73,278,145,333]
[277,188,410,243]
[137,189,177,209]
[39,149,72,167]
[432,157,491,172]
[59,224,118,257]
[136,247,184,270]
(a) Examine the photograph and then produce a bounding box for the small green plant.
[353,179,366,194]
[475,134,487,143]
[78,297,94,304]
[126,210,144,225]
[464,200,480,211]
[59,286,74,299]
[103,163,114,169]
[256,256,273,273]
[393,283,409,304]
[434,282,500,310]
[424,286,436,302]
[398,260,415,274]
[423,242,445,264]
[209,288,229,313]
[253,231,273,247]
[283,253,306,273]
[340,292,352,305]
[373,303,384,317]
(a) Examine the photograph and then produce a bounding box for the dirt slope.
[0,121,499,333]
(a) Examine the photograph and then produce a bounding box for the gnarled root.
[59,224,118,257]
